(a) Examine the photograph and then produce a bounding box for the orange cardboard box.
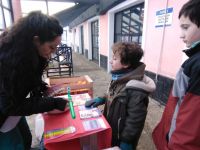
[45,75,93,97]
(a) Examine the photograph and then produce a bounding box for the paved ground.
[27,52,164,150]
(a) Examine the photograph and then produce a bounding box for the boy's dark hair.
[112,42,143,68]
[179,0,200,27]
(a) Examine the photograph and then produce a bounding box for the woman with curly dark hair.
[0,11,68,149]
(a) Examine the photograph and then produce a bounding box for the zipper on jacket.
[117,117,121,139]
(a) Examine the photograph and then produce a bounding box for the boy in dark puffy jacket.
[86,42,156,150]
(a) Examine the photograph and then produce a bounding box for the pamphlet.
[82,118,106,131]
[79,108,101,119]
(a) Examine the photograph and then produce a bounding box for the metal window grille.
[114,3,144,44]
[46,44,73,77]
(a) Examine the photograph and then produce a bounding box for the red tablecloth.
[43,106,112,150]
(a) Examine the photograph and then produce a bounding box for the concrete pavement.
[27,51,164,149]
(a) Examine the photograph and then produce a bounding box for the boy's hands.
[85,97,105,108]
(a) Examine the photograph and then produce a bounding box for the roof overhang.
[54,0,125,27]
[54,3,93,27]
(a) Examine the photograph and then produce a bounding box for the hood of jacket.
[110,62,156,94]
[126,75,156,93]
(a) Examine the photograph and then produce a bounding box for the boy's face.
[179,15,200,48]
[110,52,128,71]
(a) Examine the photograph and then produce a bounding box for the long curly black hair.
[0,11,63,93]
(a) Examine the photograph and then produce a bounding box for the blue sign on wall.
[155,7,173,28]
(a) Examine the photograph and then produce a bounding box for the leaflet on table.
[79,107,102,119]
[82,118,106,131]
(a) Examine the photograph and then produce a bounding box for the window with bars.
[0,0,13,33]
[114,3,144,44]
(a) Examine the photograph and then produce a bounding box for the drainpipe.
[45,0,49,15]
[155,0,169,82]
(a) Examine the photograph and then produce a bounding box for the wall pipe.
[155,0,169,82]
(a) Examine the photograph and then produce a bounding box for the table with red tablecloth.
[43,103,112,150]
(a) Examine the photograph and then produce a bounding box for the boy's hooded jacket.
[103,63,156,149]
[153,43,200,150]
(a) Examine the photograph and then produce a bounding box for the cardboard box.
[45,75,93,97]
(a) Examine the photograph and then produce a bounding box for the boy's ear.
[123,64,130,69]
[33,36,40,46]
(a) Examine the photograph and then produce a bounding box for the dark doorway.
[80,25,84,55]
[91,20,99,63]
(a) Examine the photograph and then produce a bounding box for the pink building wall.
[69,0,190,78]
[99,14,108,56]
[83,22,89,50]
[73,27,79,52]
[11,0,22,21]
[144,0,188,78]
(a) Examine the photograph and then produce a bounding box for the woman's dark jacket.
[103,63,156,148]
[0,47,66,128]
